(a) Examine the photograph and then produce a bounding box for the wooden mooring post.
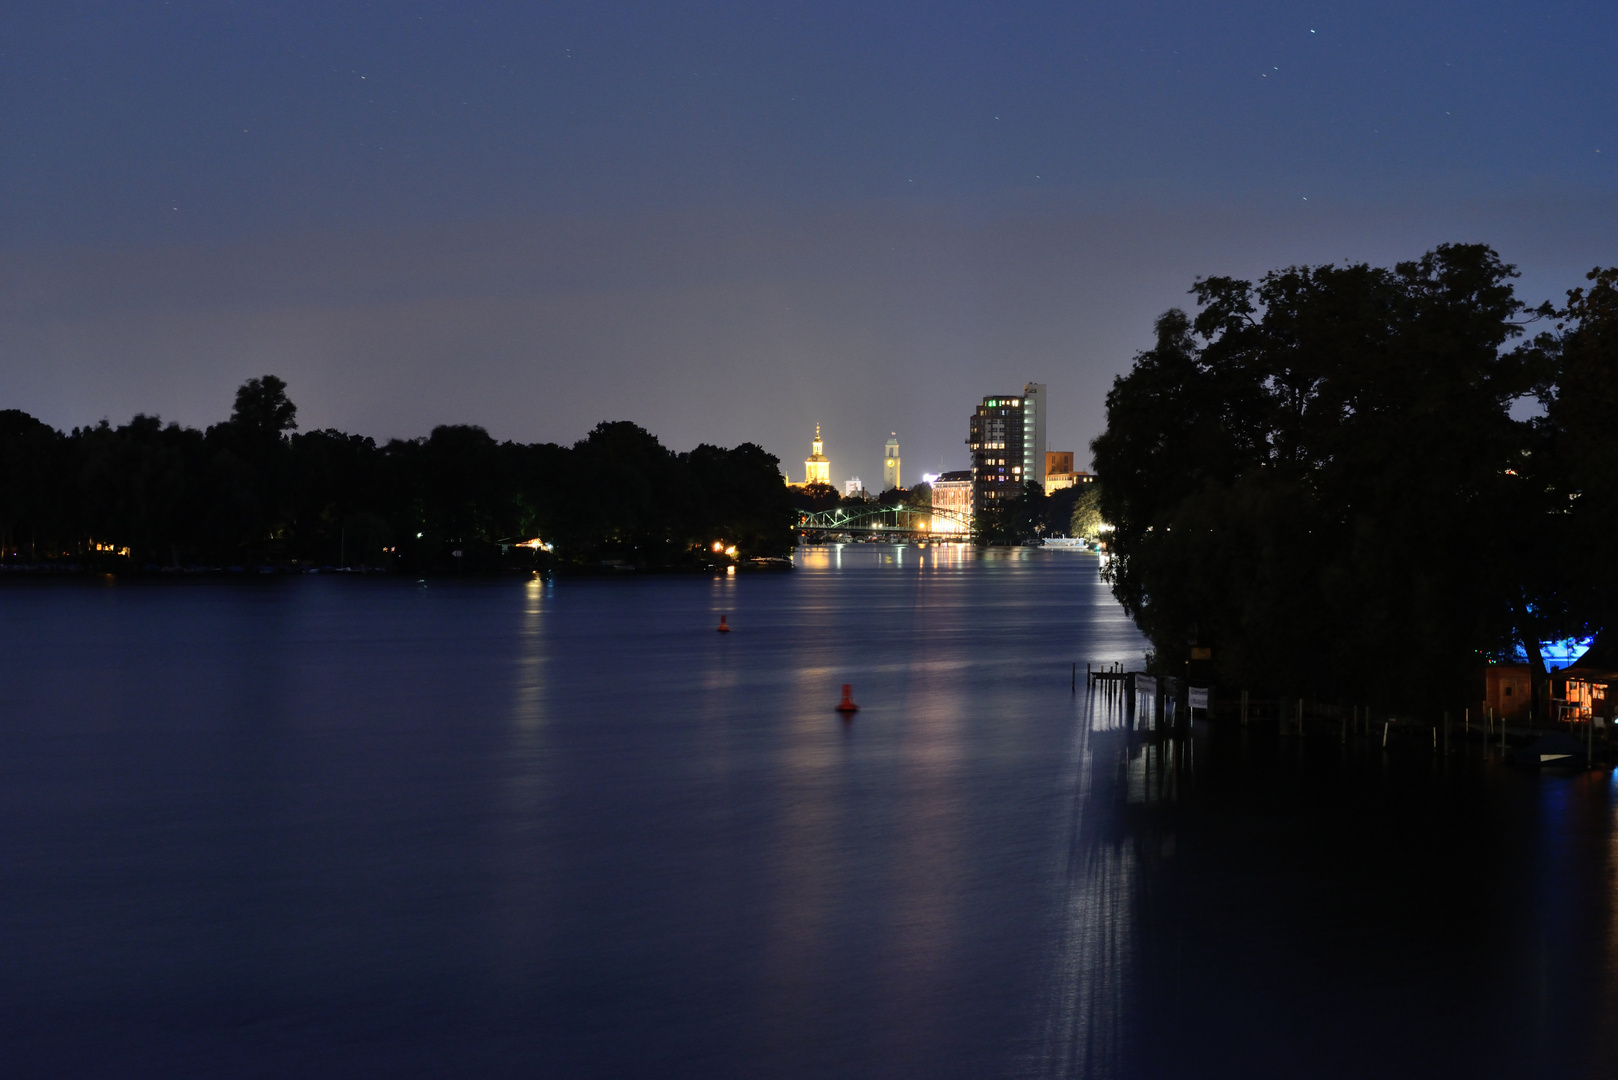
[1240,689,1249,728]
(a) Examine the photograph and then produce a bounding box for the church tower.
[882,433,901,491]
[804,425,830,486]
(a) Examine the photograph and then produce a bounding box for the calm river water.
[1,545,1615,1078]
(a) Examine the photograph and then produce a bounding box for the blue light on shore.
[1512,637,1595,668]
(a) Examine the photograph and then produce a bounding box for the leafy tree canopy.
[229,375,298,436]
[1069,487,1103,539]
[1091,244,1577,710]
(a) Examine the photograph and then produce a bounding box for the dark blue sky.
[3,2,1614,479]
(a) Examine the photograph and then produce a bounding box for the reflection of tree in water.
[1025,689,1187,1079]
[1585,783,1618,1073]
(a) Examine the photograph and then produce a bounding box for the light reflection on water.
[1026,687,1136,1080]
[1,549,1616,1077]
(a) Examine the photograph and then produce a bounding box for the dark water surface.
[1,546,1615,1078]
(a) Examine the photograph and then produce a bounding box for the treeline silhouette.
[1093,245,1618,713]
[0,377,795,572]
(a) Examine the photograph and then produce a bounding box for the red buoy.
[717,614,731,633]
[836,684,859,713]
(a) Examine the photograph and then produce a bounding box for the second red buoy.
[836,684,858,713]
[717,614,731,633]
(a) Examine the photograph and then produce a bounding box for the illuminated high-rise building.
[1022,383,1048,493]
[968,396,1023,520]
[804,425,830,486]
[967,383,1046,519]
[882,433,901,491]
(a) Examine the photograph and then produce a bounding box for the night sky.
[3,3,1614,482]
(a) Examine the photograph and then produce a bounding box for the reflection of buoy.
[836,684,859,713]
[717,615,731,633]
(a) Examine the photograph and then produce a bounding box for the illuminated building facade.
[882,434,901,491]
[930,471,973,534]
[1046,470,1095,493]
[1044,452,1095,493]
[1022,383,1047,492]
[966,383,1047,519]
[804,425,830,486]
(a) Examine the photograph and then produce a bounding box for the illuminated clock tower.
[804,425,830,486]
[882,433,901,491]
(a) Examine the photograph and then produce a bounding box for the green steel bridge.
[796,504,972,537]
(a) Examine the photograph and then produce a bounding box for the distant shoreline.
[0,559,794,580]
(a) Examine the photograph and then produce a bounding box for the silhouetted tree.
[1093,244,1540,708]
[229,375,298,436]
[687,442,796,556]
[974,481,1044,544]
[76,415,202,565]
[0,409,70,559]
[790,481,841,513]
[1040,483,1082,536]
[0,378,796,571]
[1518,266,1618,670]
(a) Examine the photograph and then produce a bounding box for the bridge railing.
[797,504,972,533]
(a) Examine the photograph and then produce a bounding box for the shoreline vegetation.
[1091,245,1618,721]
[0,377,796,577]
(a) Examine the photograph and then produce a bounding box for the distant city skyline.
[793,378,1061,493]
